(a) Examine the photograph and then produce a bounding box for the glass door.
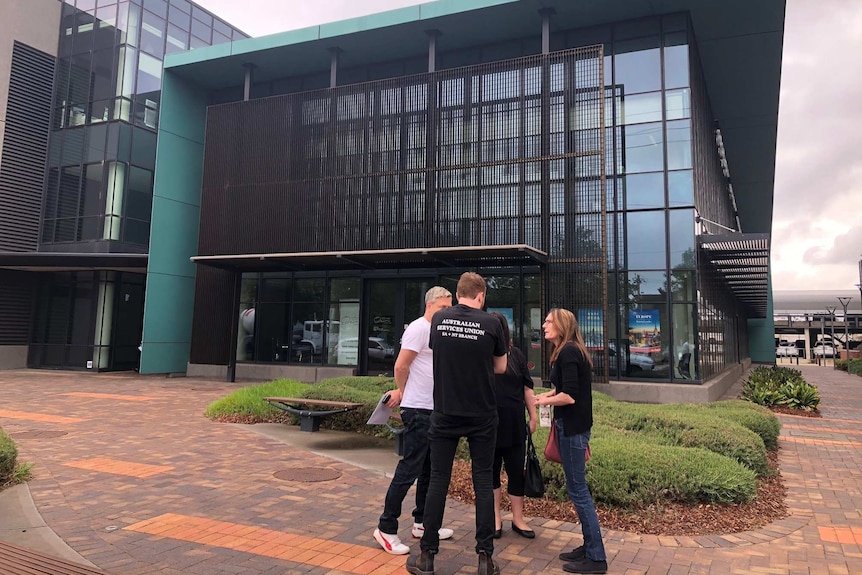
[363,278,434,376]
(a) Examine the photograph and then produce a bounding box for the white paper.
[366,394,394,425]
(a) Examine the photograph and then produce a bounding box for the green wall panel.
[147,197,200,277]
[151,132,204,206]
[140,70,208,374]
[748,273,776,363]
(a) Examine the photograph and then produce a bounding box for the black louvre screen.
[199,45,608,378]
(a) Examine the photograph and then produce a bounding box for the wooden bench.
[263,397,362,432]
[0,540,110,575]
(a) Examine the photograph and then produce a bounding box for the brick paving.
[0,364,860,574]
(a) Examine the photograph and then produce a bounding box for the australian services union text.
[437,318,485,340]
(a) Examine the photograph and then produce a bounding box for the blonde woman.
[535,308,607,574]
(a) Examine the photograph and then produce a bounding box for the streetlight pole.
[826,306,836,368]
[838,297,852,363]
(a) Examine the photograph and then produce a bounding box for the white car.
[812,344,837,358]
[776,344,799,357]
[334,337,394,360]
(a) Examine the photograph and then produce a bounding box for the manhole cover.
[12,430,68,439]
[273,467,342,482]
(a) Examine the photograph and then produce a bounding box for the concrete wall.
[0,0,61,169]
[595,359,750,404]
[0,346,28,370]
[187,363,356,383]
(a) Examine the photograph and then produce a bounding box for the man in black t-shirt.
[406,272,507,575]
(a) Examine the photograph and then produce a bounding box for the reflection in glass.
[620,91,662,125]
[614,40,661,94]
[666,119,692,170]
[140,11,166,58]
[665,88,691,120]
[664,41,690,89]
[326,278,360,366]
[623,122,663,173]
[668,209,695,269]
[627,271,667,297]
[236,274,258,361]
[670,269,694,301]
[626,210,666,269]
[625,172,664,210]
[672,303,696,380]
[668,169,693,207]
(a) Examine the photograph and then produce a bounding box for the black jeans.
[420,411,498,555]
[377,408,432,534]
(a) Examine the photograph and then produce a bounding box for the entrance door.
[363,278,434,376]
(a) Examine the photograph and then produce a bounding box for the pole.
[839,297,852,363]
[826,306,836,368]
[820,317,826,366]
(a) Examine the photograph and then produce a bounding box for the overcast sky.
[193,0,862,295]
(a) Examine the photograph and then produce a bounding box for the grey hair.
[425,286,452,304]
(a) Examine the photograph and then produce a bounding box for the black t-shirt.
[429,304,507,417]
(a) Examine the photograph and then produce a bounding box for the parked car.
[606,342,655,374]
[334,337,395,361]
[776,344,799,357]
[813,343,837,358]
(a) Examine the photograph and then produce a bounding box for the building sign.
[628,309,661,353]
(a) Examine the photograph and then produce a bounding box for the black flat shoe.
[493,528,502,539]
[512,524,535,539]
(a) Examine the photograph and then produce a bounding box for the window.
[623,122,663,173]
[626,210,666,269]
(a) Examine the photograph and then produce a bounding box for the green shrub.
[849,358,862,376]
[579,429,756,507]
[780,379,821,411]
[0,427,17,483]
[835,359,848,371]
[741,365,820,411]
[206,378,772,509]
[702,400,781,450]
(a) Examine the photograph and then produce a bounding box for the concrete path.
[0,365,860,574]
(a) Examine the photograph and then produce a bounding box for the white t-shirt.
[400,316,434,410]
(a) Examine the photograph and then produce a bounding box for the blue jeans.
[557,420,606,562]
[420,412,497,555]
[377,408,432,534]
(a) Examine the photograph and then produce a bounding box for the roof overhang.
[697,234,770,319]
[0,252,148,273]
[191,245,546,272]
[165,0,783,235]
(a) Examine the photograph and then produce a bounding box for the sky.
[193,0,862,294]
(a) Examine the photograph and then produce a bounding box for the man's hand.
[384,388,402,408]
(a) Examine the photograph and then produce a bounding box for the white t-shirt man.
[399,317,434,410]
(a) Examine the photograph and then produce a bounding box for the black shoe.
[406,550,435,575]
[478,551,500,575]
[562,557,608,574]
[559,546,586,561]
[493,528,502,539]
[511,524,535,539]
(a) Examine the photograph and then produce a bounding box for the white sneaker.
[412,523,454,540]
[373,528,410,555]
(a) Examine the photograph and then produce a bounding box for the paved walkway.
[0,365,860,575]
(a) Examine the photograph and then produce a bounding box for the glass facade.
[209,13,748,383]
[29,0,247,370]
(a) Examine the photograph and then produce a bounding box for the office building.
[0,0,246,371]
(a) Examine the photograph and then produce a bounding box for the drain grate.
[11,430,68,439]
[273,467,342,482]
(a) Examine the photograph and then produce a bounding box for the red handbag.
[544,423,591,463]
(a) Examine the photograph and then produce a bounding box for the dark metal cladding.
[195,46,609,379]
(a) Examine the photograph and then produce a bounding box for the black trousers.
[419,411,498,555]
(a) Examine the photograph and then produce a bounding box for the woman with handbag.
[488,312,538,539]
[535,308,608,574]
